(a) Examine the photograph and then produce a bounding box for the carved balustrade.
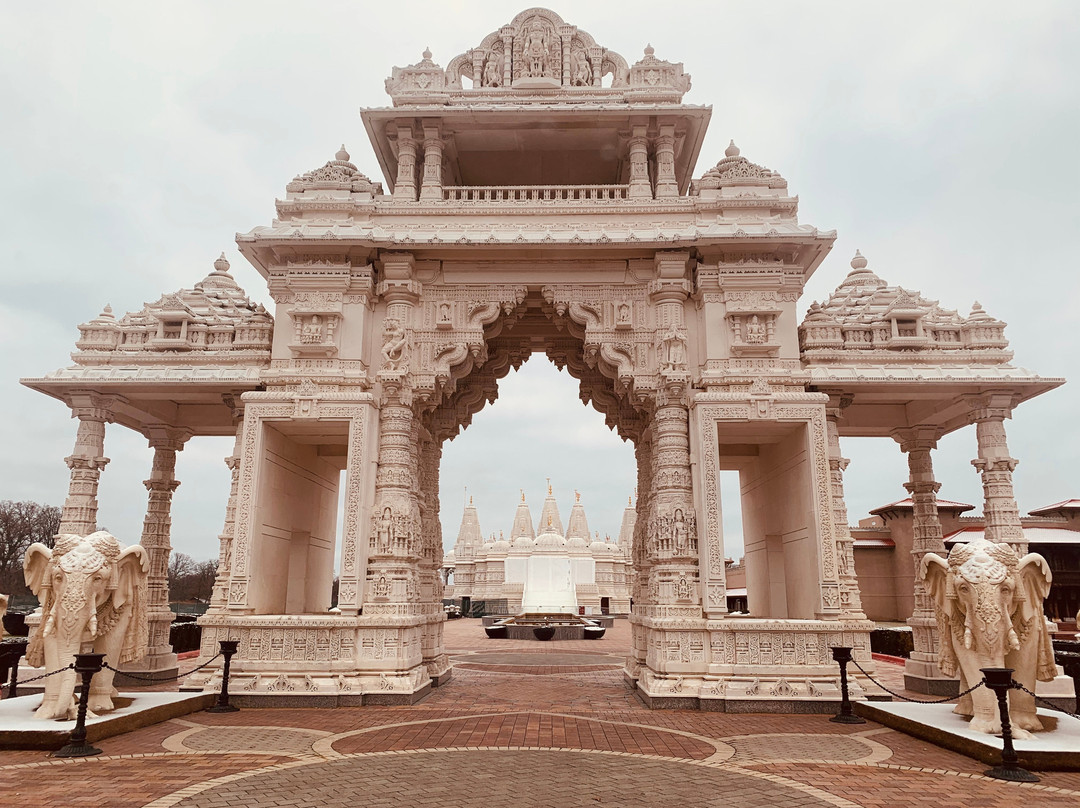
[441,184,630,203]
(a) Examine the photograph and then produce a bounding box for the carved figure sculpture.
[571,48,592,86]
[746,315,766,343]
[381,319,408,370]
[522,20,552,78]
[482,46,503,87]
[24,532,149,719]
[920,537,1056,737]
[661,327,687,371]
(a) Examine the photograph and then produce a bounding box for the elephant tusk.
[88,591,98,637]
[963,625,973,650]
[1008,627,1021,651]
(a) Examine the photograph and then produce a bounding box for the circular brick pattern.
[730,734,882,763]
[170,750,842,808]
[331,714,718,759]
[180,727,318,755]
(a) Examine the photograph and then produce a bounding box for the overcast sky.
[1,1,1077,567]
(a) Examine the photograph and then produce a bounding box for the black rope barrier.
[100,653,222,683]
[848,655,984,704]
[1012,680,1080,721]
[0,662,75,691]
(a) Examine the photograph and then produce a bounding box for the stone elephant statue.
[920,537,1056,737]
[24,531,149,720]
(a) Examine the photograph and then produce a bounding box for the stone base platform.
[223,680,432,708]
[857,701,1080,770]
[0,691,214,751]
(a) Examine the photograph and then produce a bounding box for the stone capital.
[68,392,119,423]
[962,391,1018,424]
[144,426,193,452]
[891,426,944,454]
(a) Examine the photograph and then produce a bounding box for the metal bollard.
[54,652,105,758]
[0,639,29,699]
[830,646,866,724]
[205,640,240,714]
[980,667,1039,783]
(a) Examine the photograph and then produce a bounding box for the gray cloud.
[1,1,1076,564]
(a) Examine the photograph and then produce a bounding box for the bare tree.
[0,500,62,596]
[168,553,217,603]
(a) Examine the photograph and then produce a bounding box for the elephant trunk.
[50,634,84,719]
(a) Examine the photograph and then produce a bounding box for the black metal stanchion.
[0,639,29,699]
[830,646,866,724]
[54,652,105,758]
[981,667,1039,783]
[205,640,240,714]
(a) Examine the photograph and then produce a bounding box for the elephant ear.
[23,542,55,669]
[919,553,952,617]
[115,545,150,664]
[23,542,53,597]
[1017,553,1056,681]
[919,553,959,676]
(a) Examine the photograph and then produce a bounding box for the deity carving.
[374,575,391,598]
[522,19,554,78]
[617,303,632,325]
[437,301,453,326]
[482,45,504,87]
[570,48,592,86]
[745,315,766,344]
[300,315,325,344]
[661,327,688,371]
[381,319,408,370]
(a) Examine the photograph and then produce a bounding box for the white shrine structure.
[22,8,1063,707]
[442,488,635,616]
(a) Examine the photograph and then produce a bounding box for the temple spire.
[537,481,564,536]
[617,494,637,551]
[509,492,536,539]
[566,492,591,540]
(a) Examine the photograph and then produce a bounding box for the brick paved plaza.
[3,619,1079,807]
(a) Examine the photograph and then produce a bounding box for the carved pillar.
[967,393,1025,551]
[647,251,697,609]
[628,124,651,199]
[210,400,245,610]
[59,396,114,535]
[130,426,191,676]
[419,124,444,201]
[825,402,865,619]
[393,125,418,201]
[654,124,678,198]
[367,253,423,620]
[893,427,954,694]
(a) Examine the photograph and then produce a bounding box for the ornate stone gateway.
[23,8,1062,708]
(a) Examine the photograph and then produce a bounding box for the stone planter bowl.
[583,626,606,640]
[532,626,557,641]
[485,625,508,639]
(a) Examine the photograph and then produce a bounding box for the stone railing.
[442,184,631,203]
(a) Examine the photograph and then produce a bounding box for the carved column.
[419,124,444,201]
[967,393,1026,551]
[646,251,697,610]
[825,401,865,618]
[130,426,191,676]
[628,124,651,199]
[393,125,418,201]
[654,123,679,198]
[366,253,424,635]
[210,400,245,610]
[59,396,115,535]
[893,427,954,695]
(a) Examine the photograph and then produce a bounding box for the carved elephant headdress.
[24,531,149,667]
[920,537,1056,681]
